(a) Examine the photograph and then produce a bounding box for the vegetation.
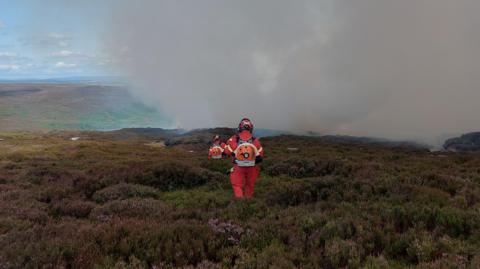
[0,132,480,268]
[0,84,170,132]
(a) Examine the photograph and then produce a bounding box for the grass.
[0,132,479,268]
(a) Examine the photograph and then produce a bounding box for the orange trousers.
[230,165,260,198]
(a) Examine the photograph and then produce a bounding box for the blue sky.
[0,1,116,79]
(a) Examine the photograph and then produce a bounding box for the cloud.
[19,32,71,49]
[0,64,21,71]
[0,52,38,70]
[48,33,70,47]
[50,50,93,59]
[51,50,74,57]
[0,52,30,72]
[0,52,17,60]
[55,61,76,68]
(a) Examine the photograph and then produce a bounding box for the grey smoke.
[43,1,480,143]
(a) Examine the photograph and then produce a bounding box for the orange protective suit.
[208,141,226,159]
[224,130,264,198]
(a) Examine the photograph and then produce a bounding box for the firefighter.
[208,135,226,159]
[224,118,264,198]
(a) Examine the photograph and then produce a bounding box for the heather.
[0,132,480,268]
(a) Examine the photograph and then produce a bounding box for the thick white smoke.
[105,0,480,143]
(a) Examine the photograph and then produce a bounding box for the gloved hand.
[255,156,263,164]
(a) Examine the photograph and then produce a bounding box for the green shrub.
[238,219,287,252]
[388,205,413,233]
[73,175,114,199]
[323,238,361,269]
[265,178,337,206]
[235,242,296,269]
[0,221,98,269]
[92,183,160,203]
[0,217,31,235]
[417,254,468,269]
[90,198,171,220]
[434,207,478,237]
[50,200,95,218]
[37,186,71,203]
[218,246,252,268]
[321,218,357,241]
[298,215,326,256]
[135,162,226,191]
[386,233,412,261]
[93,220,225,267]
[406,232,437,264]
[411,173,463,195]
[265,158,353,178]
[26,166,63,184]
[200,159,232,174]
[362,255,390,269]
[469,254,480,269]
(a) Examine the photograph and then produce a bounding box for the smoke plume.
[106,0,480,143]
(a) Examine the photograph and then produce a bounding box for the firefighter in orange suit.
[208,135,226,159]
[224,118,264,198]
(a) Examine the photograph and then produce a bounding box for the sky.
[0,0,479,144]
[0,1,114,79]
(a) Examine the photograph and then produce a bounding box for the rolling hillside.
[0,83,170,131]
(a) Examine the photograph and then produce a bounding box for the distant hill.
[0,82,438,151]
[443,132,480,152]
[164,128,293,147]
[0,76,125,85]
[0,83,170,131]
[320,135,431,150]
[105,128,184,140]
[106,127,431,151]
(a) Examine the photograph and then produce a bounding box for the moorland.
[1,130,479,268]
